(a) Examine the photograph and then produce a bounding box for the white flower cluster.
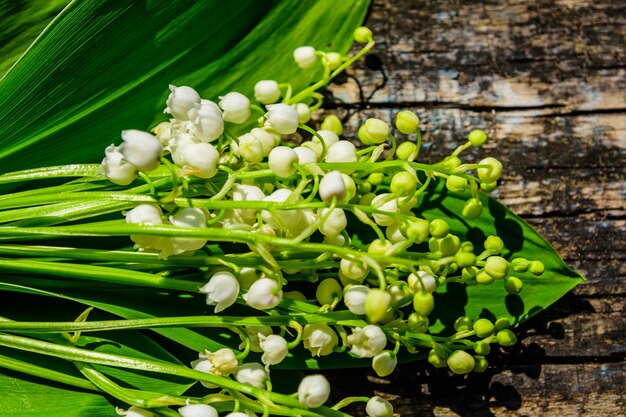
[100,32,513,417]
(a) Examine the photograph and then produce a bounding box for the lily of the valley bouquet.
[0,2,583,417]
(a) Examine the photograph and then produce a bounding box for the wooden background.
[325,0,625,415]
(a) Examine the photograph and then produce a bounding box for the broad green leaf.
[0,0,370,172]
[0,0,67,75]
[416,183,585,334]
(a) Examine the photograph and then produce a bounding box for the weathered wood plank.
[324,0,626,415]
[328,362,624,416]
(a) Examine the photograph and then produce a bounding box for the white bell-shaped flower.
[119,129,163,171]
[259,334,288,365]
[178,403,218,417]
[408,270,437,293]
[372,351,397,377]
[164,208,208,256]
[324,140,357,171]
[343,285,370,315]
[303,324,338,357]
[303,129,340,157]
[293,103,311,123]
[101,145,137,185]
[165,85,201,121]
[238,325,272,352]
[371,194,400,226]
[199,271,240,313]
[318,170,346,204]
[347,325,387,358]
[125,204,165,251]
[265,104,299,135]
[235,362,267,388]
[243,277,283,310]
[124,406,156,417]
[219,92,250,124]
[126,204,163,224]
[268,146,298,177]
[168,132,198,166]
[340,258,369,282]
[366,396,394,417]
[249,127,277,156]
[204,348,238,376]
[152,121,173,145]
[261,188,304,232]
[188,99,224,142]
[385,223,406,244]
[298,374,330,408]
[231,184,265,222]
[318,208,347,238]
[293,146,317,165]
[254,80,281,104]
[293,46,317,69]
[177,142,220,178]
[238,133,264,163]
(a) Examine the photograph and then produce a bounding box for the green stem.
[0,312,365,333]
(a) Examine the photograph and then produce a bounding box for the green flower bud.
[428,349,447,368]
[468,129,488,147]
[473,318,495,338]
[321,115,343,136]
[316,278,342,306]
[390,171,417,196]
[477,157,503,183]
[454,316,473,332]
[360,192,376,206]
[455,252,476,267]
[511,257,529,273]
[461,241,474,253]
[480,181,498,192]
[372,350,397,377]
[358,181,372,194]
[325,52,342,71]
[496,329,517,346]
[439,234,461,256]
[474,340,491,356]
[473,356,489,373]
[485,256,508,280]
[365,289,392,323]
[413,291,435,316]
[354,26,373,43]
[447,350,475,375]
[429,219,450,239]
[407,313,429,333]
[476,270,494,285]
[494,318,511,331]
[358,118,390,145]
[445,175,468,193]
[441,156,461,169]
[484,236,504,253]
[395,110,420,134]
[529,260,545,275]
[462,198,484,220]
[428,237,440,253]
[284,290,307,301]
[368,172,384,186]
[462,266,479,281]
[396,141,417,161]
[401,218,430,243]
[504,276,523,294]
[368,239,393,256]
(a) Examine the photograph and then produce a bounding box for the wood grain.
[325,0,626,415]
